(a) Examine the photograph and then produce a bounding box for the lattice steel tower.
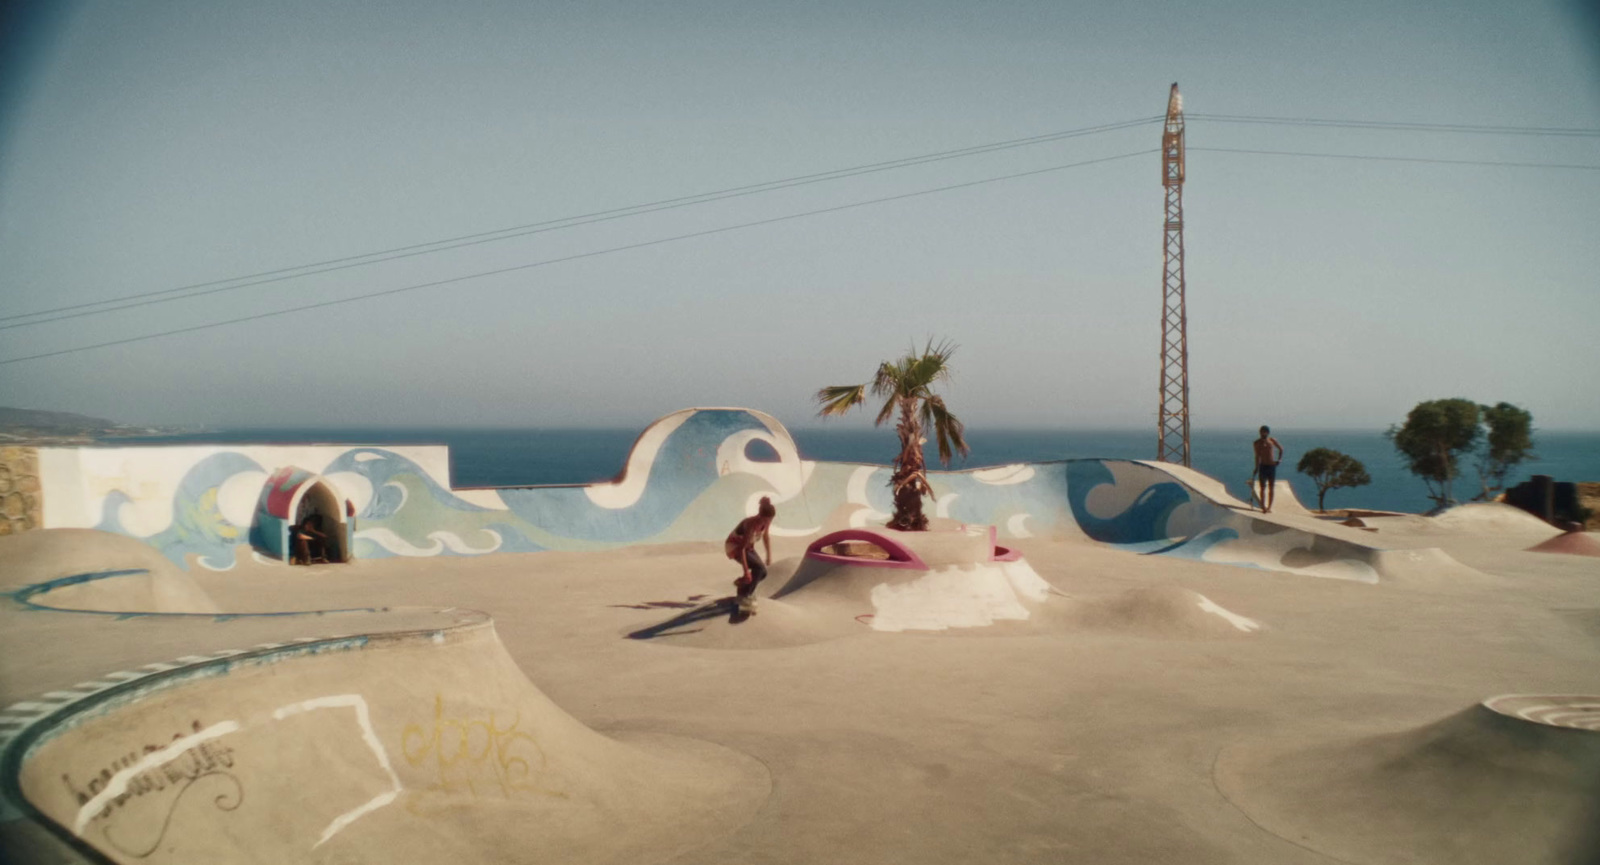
[1157,82,1191,466]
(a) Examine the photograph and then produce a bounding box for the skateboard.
[737,596,757,614]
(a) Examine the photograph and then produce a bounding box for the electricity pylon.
[1157,82,1191,467]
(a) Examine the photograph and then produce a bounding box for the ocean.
[119,426,1599,516]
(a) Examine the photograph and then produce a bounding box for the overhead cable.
[0,115,1162,330]
[1188,113,1600,137]
[0,149,1156,366]
[1191,146,1600,171]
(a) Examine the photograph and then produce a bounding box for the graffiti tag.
[400,695,564,804]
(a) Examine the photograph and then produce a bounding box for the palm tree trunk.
[888,398,930,530]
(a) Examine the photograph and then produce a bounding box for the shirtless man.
[726,497,776,612]
[1253,426,1284,512]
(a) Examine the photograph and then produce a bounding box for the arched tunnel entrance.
[254,466,353,564]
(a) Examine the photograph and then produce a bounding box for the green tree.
[1474,402,1535,501]
[1295,447,1372,511]
[815,339,970,531]
[1387,398,1482,509]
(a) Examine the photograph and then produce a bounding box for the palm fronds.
[812,337,968,531]
[922,395,969,466]
[814,384,867,417]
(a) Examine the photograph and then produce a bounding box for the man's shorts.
[1258,462,1278,483]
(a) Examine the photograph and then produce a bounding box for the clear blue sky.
[2,0,1596,431]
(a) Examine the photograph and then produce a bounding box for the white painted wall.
[38,445,455,532]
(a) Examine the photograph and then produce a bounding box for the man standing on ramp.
[727,497,776,612]
[1253,426,1285,512]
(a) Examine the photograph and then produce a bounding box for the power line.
[1189,113,1600,137]
[1191,146,1600,171]
[0,149,1157,366]
[0,115,1162,331]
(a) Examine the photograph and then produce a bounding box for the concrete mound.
[1367,546,1503,588]
[0,528,219,614]
[1063,585,1262,638]
[13,615,769,864]
[1432,502,1561,535]
[1526,532,1600,558]
[1215,696,1600,865]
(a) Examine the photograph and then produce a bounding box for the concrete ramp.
[1215,696,1600,865]
[0,529,219,614]
[8,612,767,864]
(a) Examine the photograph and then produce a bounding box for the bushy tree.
[1474,402,1535,501]
[1387,398,1481,509]
[815,339,970,531]
[1296,448,1371,511]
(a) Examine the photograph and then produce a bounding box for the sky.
[1,0,1597,432]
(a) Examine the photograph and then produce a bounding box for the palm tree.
[815,339,971,531]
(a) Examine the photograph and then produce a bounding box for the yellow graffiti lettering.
[400,695,564,806]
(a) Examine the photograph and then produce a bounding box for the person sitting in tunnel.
[291,515,327,565]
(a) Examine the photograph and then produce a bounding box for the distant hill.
[0,406,118,431]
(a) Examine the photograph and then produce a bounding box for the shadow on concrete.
[627,596,748,639]
[610,593,711,611]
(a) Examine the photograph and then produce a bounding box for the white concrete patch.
[585,410,693,509]
[272,695,403,849]
[1195,595,1261,632]
[75,720,242,834]
[868,564,1038,632]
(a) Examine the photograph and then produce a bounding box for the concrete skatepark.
[2,408,1597,863]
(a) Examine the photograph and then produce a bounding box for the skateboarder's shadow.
[627,596,749,639]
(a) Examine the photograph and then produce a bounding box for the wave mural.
[36,408,1394,580]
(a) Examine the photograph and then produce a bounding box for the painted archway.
[254,466,353,564]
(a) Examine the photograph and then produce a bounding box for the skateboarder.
[1253,426,1284,512]
[726,497,776,611]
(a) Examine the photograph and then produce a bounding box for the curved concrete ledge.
[3,604,768,865]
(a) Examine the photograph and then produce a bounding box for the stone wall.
[0,447,42,536]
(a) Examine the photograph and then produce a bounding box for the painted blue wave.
[1065,460,1193,545]
[934,462,1072,528]
[496,409,770,543]
[96,452,265,569]
[323,448,495,515]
